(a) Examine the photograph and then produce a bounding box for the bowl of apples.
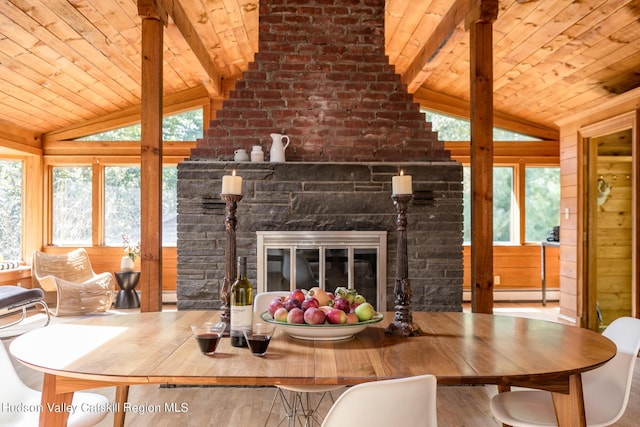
[261,287,384,341]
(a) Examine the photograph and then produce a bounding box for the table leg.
[551,374,586,427]
[114,385,130,427]
[40,373,73,427]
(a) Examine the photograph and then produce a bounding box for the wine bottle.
[230,256,253,347]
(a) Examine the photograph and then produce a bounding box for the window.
[463,166,515,243]
[525,167,560,242]
[75,109,204,141]
[422,109,541,141]
[104,166,141,246]
[104,165,178,246]
[52,167,92,245]
[0,160,23,260]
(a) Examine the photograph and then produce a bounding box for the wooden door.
[582,112,639,330]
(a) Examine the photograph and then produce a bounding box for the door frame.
[578,111,639,330]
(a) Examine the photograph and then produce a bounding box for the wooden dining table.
[10,310,615,427]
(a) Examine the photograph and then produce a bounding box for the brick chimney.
[190,0,450,163]
[177,0,463,312]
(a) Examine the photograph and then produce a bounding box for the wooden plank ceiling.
[0,0,638,137]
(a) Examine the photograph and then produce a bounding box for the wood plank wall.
[556,88,640,326]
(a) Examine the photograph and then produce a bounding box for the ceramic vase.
[121,256,135,272]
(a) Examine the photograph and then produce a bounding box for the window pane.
[75,109,203,141]
[52,167,92,245]
[422,109,541,141]
[104,166,141,246]
[0,160,23,260]
[525,167,560,242]
[493,167,514,242]
[163,166,178,245]
[462,166,514,243]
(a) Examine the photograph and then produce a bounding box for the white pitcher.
[269,133,290,163]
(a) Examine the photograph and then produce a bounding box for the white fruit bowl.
[261,311,384,340]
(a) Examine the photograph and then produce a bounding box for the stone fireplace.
[176,0,463,311]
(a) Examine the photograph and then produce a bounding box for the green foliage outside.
[103,166,177,246]
[76,109,203,141]
[52,167,92,245]
[422,110,541,141]
[0,160,22,260]
[525,168,560,241]
[463,167,514,243]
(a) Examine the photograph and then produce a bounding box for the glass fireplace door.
[257,231,386,310]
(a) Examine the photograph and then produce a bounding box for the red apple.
[285,297,302,311]
[332,297,350,313]
[268,297,285,316]
[326,308,347,324]
[287,307,305,324]
[301,297,319,311]
[285,289,305,304]
[303,307,326,325]
[274,307,289,322]
[350,301,361,313]
[345,312,359,324]
[326,292,335,301]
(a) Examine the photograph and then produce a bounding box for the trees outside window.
[104,166,141,246]
[463,166,514,243]
[52,167,92,245]
[0,160,22,260]
[525,167,560,242]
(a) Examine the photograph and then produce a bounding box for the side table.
[114,271,140,309]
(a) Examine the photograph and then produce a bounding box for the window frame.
[462,161,560,246]
[45,156,182,248]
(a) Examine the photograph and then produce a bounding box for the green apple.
[354,302,375,321]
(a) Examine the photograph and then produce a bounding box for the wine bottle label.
[230,305,252,332]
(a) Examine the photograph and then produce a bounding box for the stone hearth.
[177,161,463,311]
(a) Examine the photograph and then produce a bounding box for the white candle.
[221,170,243,195]
[392,170,412,195]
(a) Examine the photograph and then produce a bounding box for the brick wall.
[190,0,449,162]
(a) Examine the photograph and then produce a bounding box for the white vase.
[121,256,135,272]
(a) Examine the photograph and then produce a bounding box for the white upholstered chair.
[32,249,115,316]
[254,291,343,427]
[1,339,109,426]
[321,374,438,427]
[490,316,640,427]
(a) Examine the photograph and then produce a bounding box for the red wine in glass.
[247,334,271,356]
[196,333,221,354]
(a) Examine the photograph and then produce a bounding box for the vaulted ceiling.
[0,0,638,138]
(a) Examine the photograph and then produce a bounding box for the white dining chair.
[320,374,438,427]
[0,339,110,427]
[254,291,343,427]
[490,316,640,427]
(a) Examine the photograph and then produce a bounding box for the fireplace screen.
[256,231,387,310]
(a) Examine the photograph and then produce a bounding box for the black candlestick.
[385,194,422,337]
[220,193,243,335]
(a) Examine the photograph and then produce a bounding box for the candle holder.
[219,193,243,335]
[385,194,422,337]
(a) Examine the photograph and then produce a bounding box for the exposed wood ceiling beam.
[161,0,222,96]
[403,0,474,93]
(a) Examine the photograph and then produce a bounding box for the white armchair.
[32,249,115,316]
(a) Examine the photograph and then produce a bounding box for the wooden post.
[468,1,498,314]
[138,2,165,312]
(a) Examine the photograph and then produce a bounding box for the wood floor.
[4,303,640,426]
